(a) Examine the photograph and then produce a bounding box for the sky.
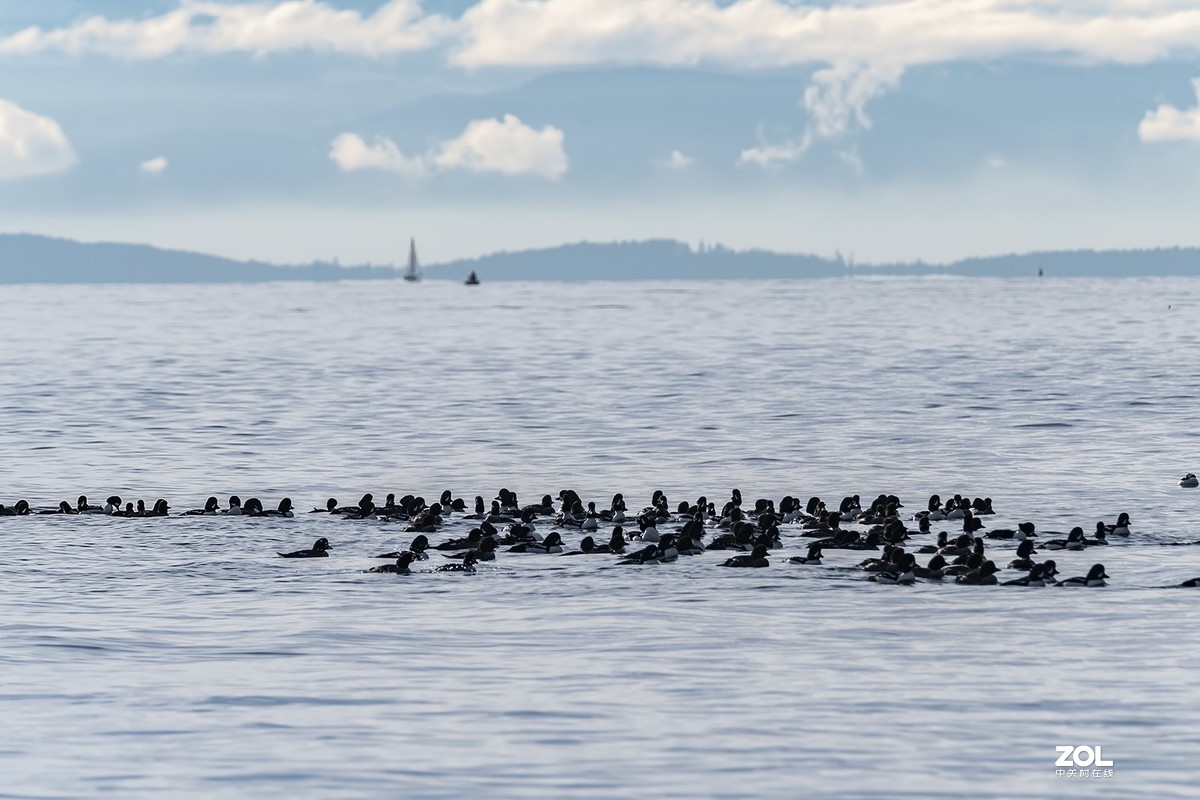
[3,0,1200,266]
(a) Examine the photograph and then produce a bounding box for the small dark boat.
[465,270,480,286]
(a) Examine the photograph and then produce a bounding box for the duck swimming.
[1007,539,1038,570]
[1105,512,1131,537]
[367,551,416,574]
[1002,563,1048,587]
[437,529,485,551]
[437,553,478,573]
[620,534,678,565]
[580,502,600,531]
[788,543,823,565]
[262,498,294,518]
[341,494,376,519]
[722,543,770,568]
[986,522,1035,541]
[563,535,597,556]
[960,509,985,534]
[871,553,916,584]
[1042,527,1085,551]
[595,528,627,554]
[918,531,949,554]
[601,493,627,523]
[183,497,220,515]
[407,502,444,532]
[0,500,31,516]
[1057,563,1108,587]
[956,560,999,586]
[278,537,330,558]
[912,554,947,580]
[376,534,431,560]
[444,537,498,561]
[1083,523,1109,547]
[524,494,556,517]
[921,494,945,521]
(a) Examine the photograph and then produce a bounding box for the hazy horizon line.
[6,229,1199,272]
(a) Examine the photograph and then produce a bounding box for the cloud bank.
[451,1,1200,69]
[331,114,567,180]
[9,1,1200,159]
[8,1,1200,70]
[0,0,452,59]
[0,99,76,180]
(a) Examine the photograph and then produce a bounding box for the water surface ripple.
[2,277,1198,798]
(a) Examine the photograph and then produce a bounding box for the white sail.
[404,238,421,282]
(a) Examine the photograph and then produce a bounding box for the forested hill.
[3,233,1198,283]
[0,234,397,284]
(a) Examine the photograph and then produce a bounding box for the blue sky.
[3,0,1200,265]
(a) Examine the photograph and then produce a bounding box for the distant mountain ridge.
[1,232,1199,284]
[0,233,398,284]
[428,239,1200,280]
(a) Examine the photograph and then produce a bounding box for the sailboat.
[403,238,421,282]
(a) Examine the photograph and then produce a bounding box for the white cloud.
[738,138,809,167]
[329,133,427,176]
[140,156,168,174]
[660,149,693,169]
[0,98,76,180]
[0,0,453,59]
[803,63,902,140]
[331,114,567,180]
[1140,78,1200,142]
[432,114,567,178]
[735,62,900,162]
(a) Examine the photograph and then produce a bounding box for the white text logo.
[1055,746,1114,779]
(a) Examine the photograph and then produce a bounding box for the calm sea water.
[2,277,1199,799]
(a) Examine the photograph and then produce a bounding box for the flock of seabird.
[5,488,1185,587]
